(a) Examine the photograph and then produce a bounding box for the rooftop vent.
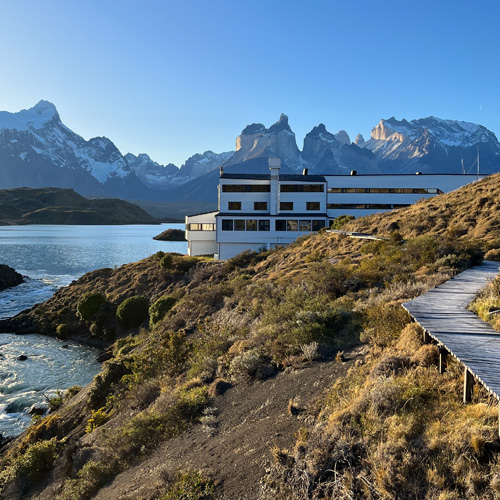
[416,171,422,175]
[302,168,308,176]
[350,170,357,176]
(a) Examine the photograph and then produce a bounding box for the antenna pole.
[477,145,480,176]
[461,159,464,175]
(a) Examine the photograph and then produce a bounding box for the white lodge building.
[185,158,485,260]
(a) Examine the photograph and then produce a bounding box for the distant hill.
[0,187,161,225]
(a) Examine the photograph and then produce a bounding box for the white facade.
[325,173,485,218]
[186,161,487,260]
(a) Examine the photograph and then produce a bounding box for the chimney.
[302,168,308,176]
[220,166,224,176]
[269,157,281,215]
[415,171,422,175]
[350,170,357,176]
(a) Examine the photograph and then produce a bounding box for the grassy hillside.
[0,187,160,225]
[1,175,500,499]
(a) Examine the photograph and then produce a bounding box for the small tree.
[149,295,177,327]
[77,293,106,321]
[116,296,149,329]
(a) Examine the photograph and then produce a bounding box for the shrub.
[86,407,111,433]
[161,471,214,500]
[160,254,173,270]
[0,438,59,493]
[149,295,177,327]
[330,214,355,230]
[77,293,106,321]
[229,348,275,380]
[56,323,69,339]
[116,295,149,329]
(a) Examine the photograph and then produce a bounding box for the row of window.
[221,219,326,232]
[227,201,321,211]
[328,187,442,194]
[187,223,215,231]
[222,184,324,193]
[327,203,411,210]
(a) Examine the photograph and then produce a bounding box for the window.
[259,220,270,231]
[221,220,233,231]
[254,202,267,211]
[306,202,320,211]
[287,220,298,231]
[201,223,215,231]
[299,220,311,231]
[275,219,286,231]
[246,219,257,231]
[188,223,215,231]
[188,223,201,231]
[280,184,324,192]
[234,220,245,231]
[228,201,241,210]
[222,184,270,192]
[280,201,293,211]
[312,220,326,231]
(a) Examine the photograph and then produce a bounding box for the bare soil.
[91,345,366,500]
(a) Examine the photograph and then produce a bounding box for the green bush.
[0,438,59,490]
[330,214,355,230]
[160,254,173,270]
[77,293,106,321]
[149,295,177,327]
[56,323,69,339]
[161,471,214,500]
[116,295,149,329]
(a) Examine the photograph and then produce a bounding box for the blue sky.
[1,1,499,166]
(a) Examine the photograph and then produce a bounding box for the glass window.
[280,201,293,211]
[234,220,245,231]
[201,223,215,231]
[281,184,324,192]
[259,220,270,231]
[287,220,298,231]
[275,219,286,231]
[246,219,257,231]
[312,220,326,231]
[254,202,267,211]
[221,220,233,231]
[228,201,241,210]
[222,184,270,192]
[306,202,320,210]
[299,220,311,231]
[189,223,201,231]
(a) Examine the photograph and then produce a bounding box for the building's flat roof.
[220,173,326,182]
[186,210,219,217]
[217,212,328,217]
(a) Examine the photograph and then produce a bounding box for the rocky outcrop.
[0,265,24,291]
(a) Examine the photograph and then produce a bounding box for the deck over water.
[403,261,500,399]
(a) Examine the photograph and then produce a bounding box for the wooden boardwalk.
[403,260,500,408]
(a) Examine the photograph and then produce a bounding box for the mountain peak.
[268,113,293,134]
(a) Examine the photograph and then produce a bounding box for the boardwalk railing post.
[463,368,474,404]
[438,346,447,374]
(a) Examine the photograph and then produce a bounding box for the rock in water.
[153,229,186,241]
[0,264,24,291]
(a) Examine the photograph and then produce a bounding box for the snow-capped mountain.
[2,101,500,205]
[0,101,233,198]
[362,117,500,173]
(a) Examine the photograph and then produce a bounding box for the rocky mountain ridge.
[1,101,500,205]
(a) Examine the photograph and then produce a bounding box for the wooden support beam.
[463,367,474,404]
[438,346,447,374]
[423,330,431,344]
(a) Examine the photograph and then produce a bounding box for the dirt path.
[93,345,366,500]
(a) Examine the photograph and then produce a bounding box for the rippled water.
[0,334,101,436]
[0,223,187,437]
